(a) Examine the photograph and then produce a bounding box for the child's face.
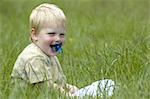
[33,26,65,56]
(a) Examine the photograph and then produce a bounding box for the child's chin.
[47,48,56,56]
[49,50,57,56]
[49,53,56,56]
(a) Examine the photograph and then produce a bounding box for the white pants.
[73,79,115,97]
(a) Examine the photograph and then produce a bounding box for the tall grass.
[0,0,149,98]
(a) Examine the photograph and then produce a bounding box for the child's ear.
[30,27,38,41]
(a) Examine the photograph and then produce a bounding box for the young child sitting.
[10,3,115,98]
[11,3,78,96]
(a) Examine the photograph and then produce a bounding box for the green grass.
[0,0,150,98]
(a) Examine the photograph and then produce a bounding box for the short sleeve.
[25,56,52,84]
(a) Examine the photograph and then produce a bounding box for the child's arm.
[46,81,70,95]
[48,81,78,96]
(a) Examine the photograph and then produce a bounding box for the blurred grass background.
[0,0,150,98]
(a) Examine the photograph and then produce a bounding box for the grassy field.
[0,0,150,98]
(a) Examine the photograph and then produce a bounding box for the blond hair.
[29,3,66,33]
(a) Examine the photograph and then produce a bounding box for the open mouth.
[50,43,63,54]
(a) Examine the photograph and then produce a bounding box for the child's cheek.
[61,38,65,45]
[47,37,54,43]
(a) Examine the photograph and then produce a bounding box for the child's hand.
[69,85,79,94]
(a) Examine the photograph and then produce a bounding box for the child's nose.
[55,35,61,42]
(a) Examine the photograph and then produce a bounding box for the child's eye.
[47,32,56,36]
[59,33,65,37]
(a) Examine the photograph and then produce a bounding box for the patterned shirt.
[11,43,66,87]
